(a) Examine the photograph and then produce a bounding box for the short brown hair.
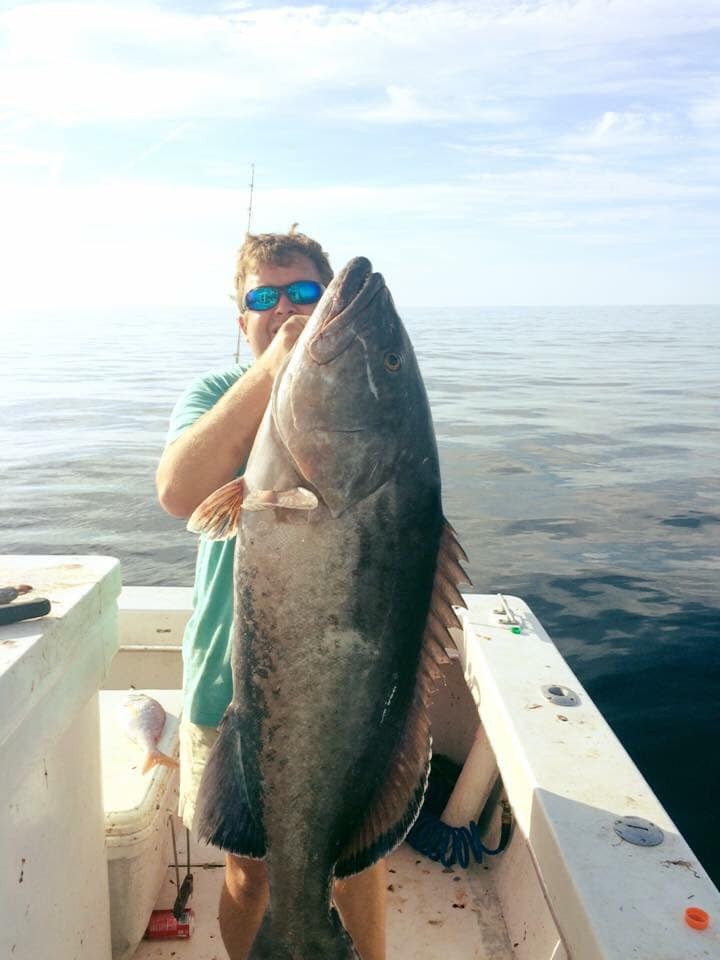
[234,227,334,308]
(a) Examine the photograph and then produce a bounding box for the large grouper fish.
[188,256,469,959]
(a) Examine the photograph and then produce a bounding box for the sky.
[1,0,719,308]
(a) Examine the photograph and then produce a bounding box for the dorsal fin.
[335,519,471,877]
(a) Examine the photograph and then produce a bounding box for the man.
[156,229,387,960]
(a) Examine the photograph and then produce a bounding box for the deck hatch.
[613,816,665,847]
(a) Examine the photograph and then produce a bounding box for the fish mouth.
[307,257,385,364]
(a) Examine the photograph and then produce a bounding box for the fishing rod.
[235,162,255,364]
[246,161,255,235]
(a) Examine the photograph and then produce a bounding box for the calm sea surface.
[3,304,719,885]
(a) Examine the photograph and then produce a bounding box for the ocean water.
[3,303,719,885]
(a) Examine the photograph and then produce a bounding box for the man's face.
[239,255,324,358]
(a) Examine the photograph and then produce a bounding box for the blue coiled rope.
[406,805,512,869]
[405,754,512,869]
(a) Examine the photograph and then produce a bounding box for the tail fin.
[141,750,179,775]
[195,707,266,857]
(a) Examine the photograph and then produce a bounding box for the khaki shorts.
[178,720,219,833]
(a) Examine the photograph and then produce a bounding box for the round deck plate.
[613,816,664,846]
[541,684,580,707]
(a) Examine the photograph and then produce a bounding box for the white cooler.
[100,689,183,960]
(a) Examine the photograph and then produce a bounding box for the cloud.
[0,142,62,172]
[347,84,517,124]
[2,161,713,266]
[2,168,716,307]
[349,85,444,124]
[1,1,718,306]
[122,122,194,171]
[2,1,719,126]
[690,95,720,128]
[563,110,675,151]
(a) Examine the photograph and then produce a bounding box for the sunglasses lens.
[286,280,323,305]
[245,280,323,311]
[245,286,279,311]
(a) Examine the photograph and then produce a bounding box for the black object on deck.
[0,598,52,626]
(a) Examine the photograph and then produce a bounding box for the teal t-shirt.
[166,364,249,727]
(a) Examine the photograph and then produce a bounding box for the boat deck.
[133,820,513,959]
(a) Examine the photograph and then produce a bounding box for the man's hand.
[157,316,311,518]
[255,315,309,381]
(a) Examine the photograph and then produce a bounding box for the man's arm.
[156,316,306,518]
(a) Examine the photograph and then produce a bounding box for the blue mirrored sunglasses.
[244,279,323,312]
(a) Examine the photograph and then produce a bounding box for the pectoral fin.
[187,477,318,540]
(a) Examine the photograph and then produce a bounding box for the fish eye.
[384,352,402,372]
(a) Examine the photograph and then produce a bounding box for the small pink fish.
[117,692,179,774]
